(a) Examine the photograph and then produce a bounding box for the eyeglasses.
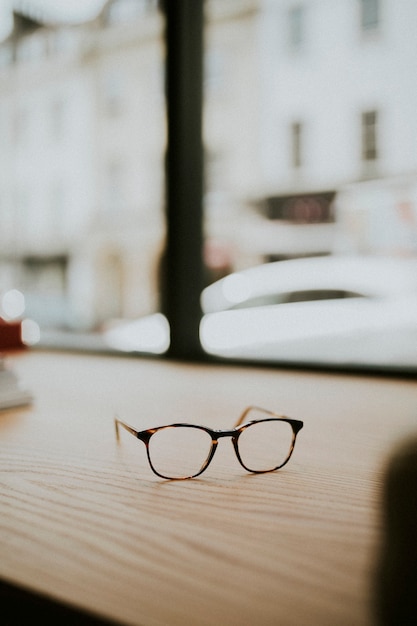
[114,406,303,480]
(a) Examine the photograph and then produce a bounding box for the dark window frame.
[162,0,205,360]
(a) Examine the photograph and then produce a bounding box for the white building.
[0,2,166,329]
[251,0,417,258]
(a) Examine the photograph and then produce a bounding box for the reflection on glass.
[1,289,25,319]
[202,0,417,369]
[1,1,417,370]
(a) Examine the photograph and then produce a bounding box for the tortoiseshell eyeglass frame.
[114,406,303,480]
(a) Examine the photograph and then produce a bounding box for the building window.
[288,5,304,52]
[103,72,124,117]
[50,98,65,141]
[360,0,379,32]
[290,121,303,168]
[361,110,378,161]
[14,106,28,144]
[0,43,13,67]
[49,180,65,236]
[105,159,126,212]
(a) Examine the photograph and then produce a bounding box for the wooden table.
[1,350,417,625]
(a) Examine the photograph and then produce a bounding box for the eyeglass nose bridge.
[211,428,240,451]
[208,428,244,470]
[212,428,238,440]
[204,430,234,464]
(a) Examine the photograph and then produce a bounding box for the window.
[14,106,28,144]
[103,72,124,117]
[362,110,378,161]
[22,256,69,329]
[2,1,417,376]
[105,159,126,213]
[288,5,305,52]
[360,0,379,32]
[50,98,65,141]
[48,180,66,236]
[290,121,303,169]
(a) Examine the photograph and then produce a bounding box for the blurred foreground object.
[0,290,40,349]
[0,355,32,410]
[374,436,417,625]
[0,317,33,410]
[0,318,25,350]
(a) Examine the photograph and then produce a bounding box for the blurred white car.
[102,255,417,366]
[199,255,417,365]
[104,313,170,354]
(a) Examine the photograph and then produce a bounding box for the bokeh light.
[1,289,26,319]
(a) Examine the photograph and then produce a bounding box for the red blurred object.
[0,318,25,350]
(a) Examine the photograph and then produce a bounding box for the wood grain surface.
[1,350,417,625]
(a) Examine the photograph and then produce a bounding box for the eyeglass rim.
[144,423,217,479]
[232,417,302,474]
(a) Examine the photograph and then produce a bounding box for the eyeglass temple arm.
[233,405,289,428]
[114,417,139,442]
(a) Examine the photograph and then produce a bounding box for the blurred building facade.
[0,0,165,329]
[254,0,417,260]
[1,0,417,331]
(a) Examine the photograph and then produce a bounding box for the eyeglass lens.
[237,419,294,472]
[148,425,213,479]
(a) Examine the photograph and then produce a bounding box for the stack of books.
[0,355,32,411]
